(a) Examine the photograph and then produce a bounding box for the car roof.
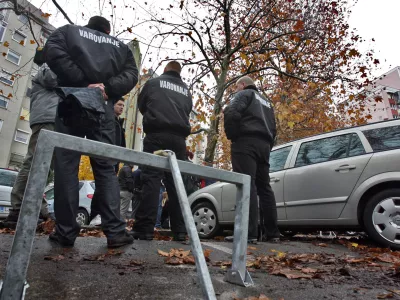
[274,119,400,149]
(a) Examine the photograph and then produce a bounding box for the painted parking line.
[201,242,233,255]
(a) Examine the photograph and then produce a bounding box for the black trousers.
[133,133,186,234]
[54,100,126,242]
[231,137,280,240]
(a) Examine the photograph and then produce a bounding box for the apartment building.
[0,0,54,169]
[365,66,400,123]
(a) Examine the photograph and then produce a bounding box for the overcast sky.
[32,0,400,77]
[348,0,400,76]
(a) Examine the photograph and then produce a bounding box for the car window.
[90,182,96,190]
[270,146,292,173]
[363,125,400,152]
[0,169,17,187]
[44,188,54,200]
[295,135,350,167]
[79,182,84,190]
[348,133,366,157]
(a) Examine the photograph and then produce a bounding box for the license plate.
[0,206,10,213]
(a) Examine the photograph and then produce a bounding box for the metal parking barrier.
[0,130,253,300]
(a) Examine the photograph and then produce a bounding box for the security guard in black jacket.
[45,16,138,248]
[132,61,192,241]
[224,76,280,243]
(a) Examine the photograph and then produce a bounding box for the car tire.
[76,208,89,226]
[192,201,221,239]
[363,188,400,250]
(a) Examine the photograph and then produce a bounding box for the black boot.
[173,232,187,242]
[2,209,20,229]
[130,231,154,240]
[49,232,75,248]
[107,231,134,248]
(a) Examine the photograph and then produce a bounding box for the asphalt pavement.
[0,233,399,300]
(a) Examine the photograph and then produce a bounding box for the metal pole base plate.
[224,269,254,287]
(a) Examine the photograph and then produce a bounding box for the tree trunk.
[203,76,227,164]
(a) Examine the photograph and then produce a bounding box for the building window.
[6,50,21,65]
[40,30,49,46]
[15,129,29,144]
[0,2,11,23]
[0,20,7,42]
[0,94,9,109]
[0,119,3,132]
[0,69,14,86]
[12,30,26,45]
[18,14,29,24]
[31,63,38,77]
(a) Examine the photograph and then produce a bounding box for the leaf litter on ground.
[157,248,212,265]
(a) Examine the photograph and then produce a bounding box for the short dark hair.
[86,16,111,34]
[164,61,182,74]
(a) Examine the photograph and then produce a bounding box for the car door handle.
[335,165,356,172]
[270,177,280,183]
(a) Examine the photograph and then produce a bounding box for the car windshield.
[0,169,17,187]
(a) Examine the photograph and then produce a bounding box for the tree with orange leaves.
[148,0,378,165]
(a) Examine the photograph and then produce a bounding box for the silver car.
[188,119,400,249]
[0,169,18,218]
[46,180,95,226]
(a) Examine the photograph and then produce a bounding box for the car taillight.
[87,194,94,199]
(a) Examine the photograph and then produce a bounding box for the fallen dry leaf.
[213,261,232,267]
[203,249,212,260]
[0,228,15,234]
[183,256,196,265]
[376,253,399,264]
[248,246,258,251]
[154,231,172,241]
[129,260,144,266]
[83,254,106,262]
[388,290,400,296]
[37,219,55,234]
[377,293,394,299]
[271,268,313,279]
[107,250,124,256]
[213,236,224,241]
[79,229,106,238]
[317,243,328,247]
[44,255,65,261]
[158,249,170,257]
[165,256,183,265]
[301,267,318,274]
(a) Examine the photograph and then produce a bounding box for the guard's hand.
[88,83,108,100]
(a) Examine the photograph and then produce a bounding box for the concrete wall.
[0,7,47,168]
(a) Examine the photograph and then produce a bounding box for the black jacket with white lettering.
[138,71,193,137]
[44,24,138,101]
[224,85,276,146]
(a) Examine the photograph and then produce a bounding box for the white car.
[0,168,18,218]
[46,180,95,226]
[188,119,400,249]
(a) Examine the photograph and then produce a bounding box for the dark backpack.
[56,87,105,129]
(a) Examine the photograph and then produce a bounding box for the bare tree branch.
[51,0,73,24]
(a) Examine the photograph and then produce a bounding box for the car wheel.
[76,208,89,226]
[363,188,400,250]
[192,202,220,239]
